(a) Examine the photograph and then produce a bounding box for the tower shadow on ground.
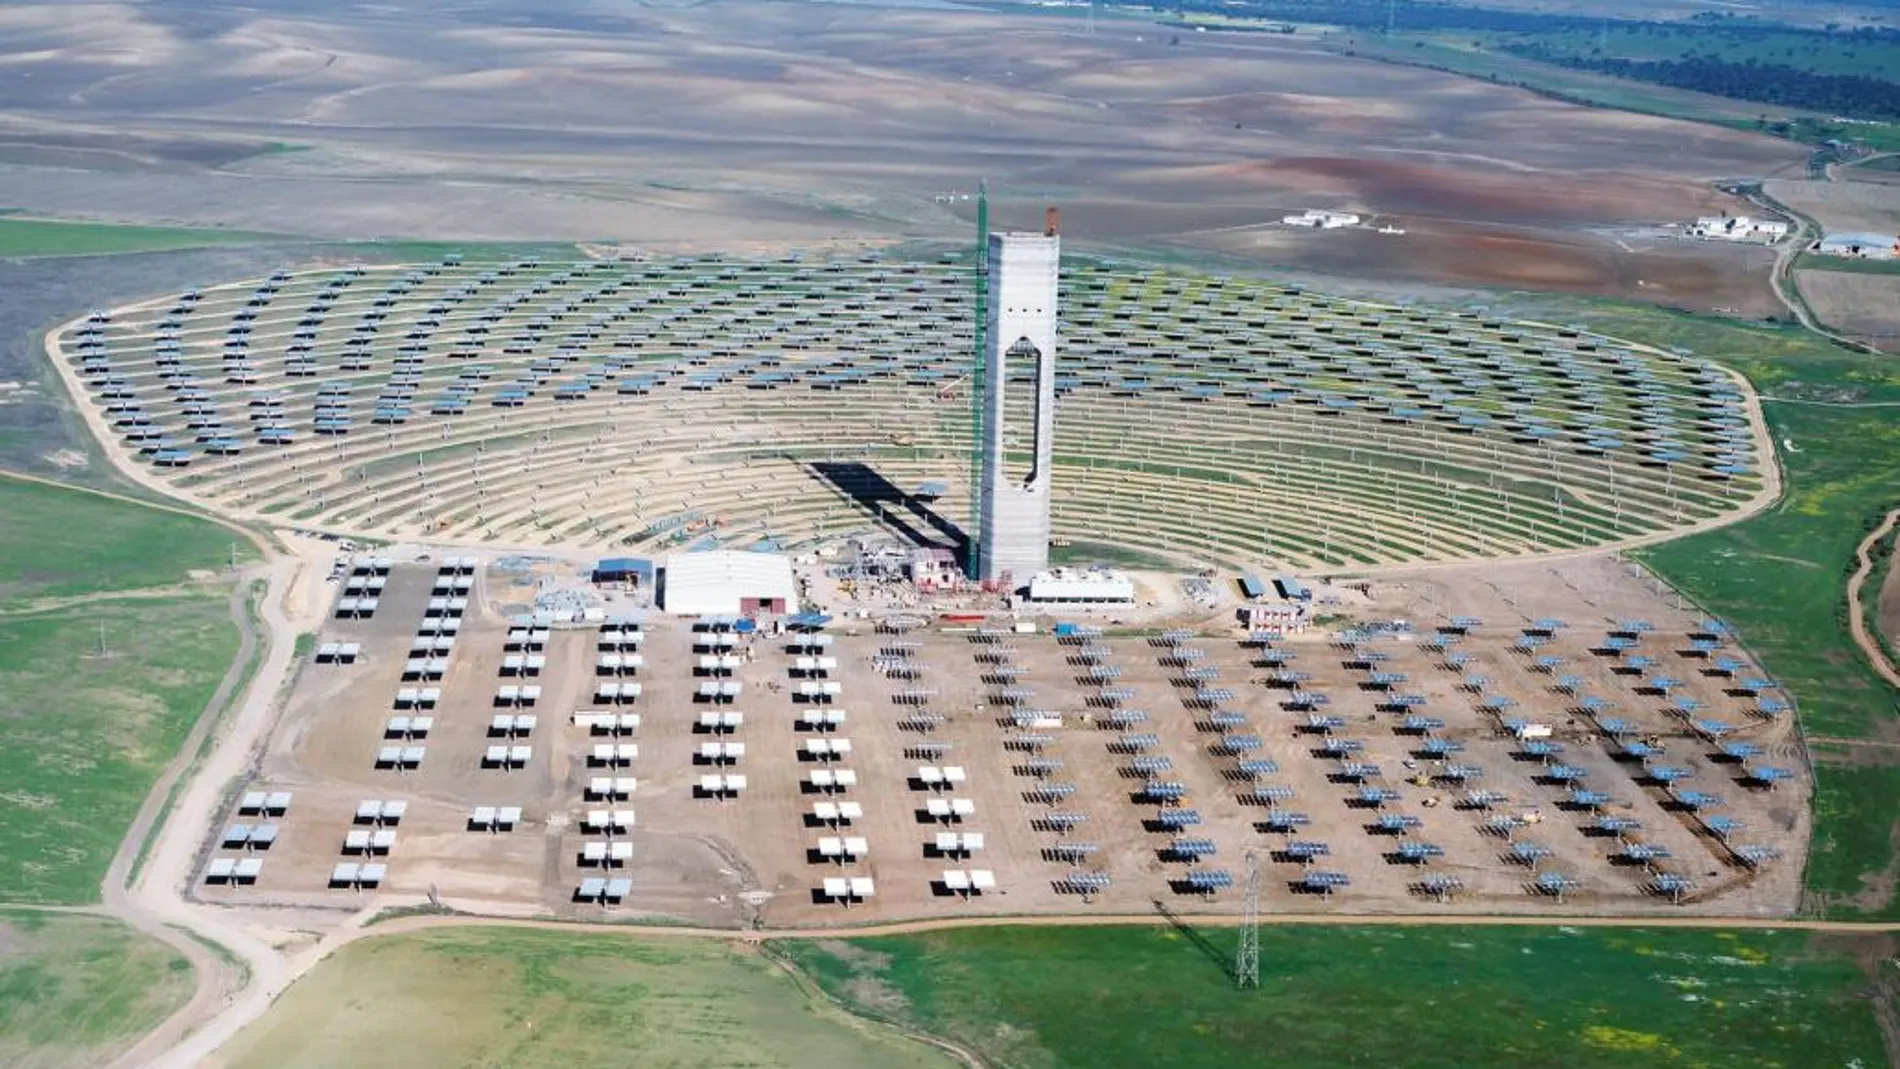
[806,460,967,555]
[1152,898,1239,984]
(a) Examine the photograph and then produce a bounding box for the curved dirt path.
[97,569,269,1069]
[755,940,991,1069]
[1743,185,1889,357]
[293,906,1900,949]
[1846,508,1900,690]
[100,551,310,1069]
[0,466,293,1067]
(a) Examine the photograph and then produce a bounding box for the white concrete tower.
[977,213,1060,585]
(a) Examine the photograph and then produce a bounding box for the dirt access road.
[1848,508,1900,691]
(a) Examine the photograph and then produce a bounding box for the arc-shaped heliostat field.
[55,254,1768,568]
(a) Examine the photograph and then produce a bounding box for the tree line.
[1500,45,1900,121]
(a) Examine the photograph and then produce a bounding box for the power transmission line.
[1235,849,1261,989]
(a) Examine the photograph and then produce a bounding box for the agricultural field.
[1485,24,1900,82]
[1321,32,1775,126]
[0,592,243,904]
[0,0,1806,310]
[779,924,1894,1069]
[1765,179,1900,246]
[0,908,195,1069]
[1217,0,1900,122]
[1797,256,1900,278]
[0,478,248,904]
[1794,267,1900,351]
[0,217,278,259]
[209,927,958,1069]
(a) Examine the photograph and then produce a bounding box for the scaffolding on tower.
[967,180,990,579]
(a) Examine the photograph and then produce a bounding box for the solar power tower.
[975,207,1061,584]
[1236,849,1262,989]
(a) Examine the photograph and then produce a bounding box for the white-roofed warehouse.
[660,551,799,616]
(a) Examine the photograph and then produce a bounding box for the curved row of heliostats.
[60,255,1764,569]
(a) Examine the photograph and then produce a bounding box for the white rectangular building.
[660,551,798,616]
[1027,568,1135,604]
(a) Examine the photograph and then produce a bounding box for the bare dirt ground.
[1881,546,1900,655]
[1795,268,1900,351]
[0,0,1805,311]
[198,552,1806,934]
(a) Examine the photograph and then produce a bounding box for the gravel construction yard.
[194,552,1807,928]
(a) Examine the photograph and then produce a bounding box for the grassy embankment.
[0,477,253,904]
[0,217,283,258]
[779,925,1893,1069]
[0,215,592,263]
[0,908,196,1069]
[0,476,252,1064]
[215,927,961,1069]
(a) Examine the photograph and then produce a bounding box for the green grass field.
[1049,540,1186,570]
[0,479,249,608]
[778,925,1892,1069]
[1797,256,1900,278]
[0,217,282,258]
[336,240,588,265]
[216,928,959,1069]
[0,909,194,1069]
[1634,399,1900,741]
[0,478,249,903]
[0,594,241,903]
